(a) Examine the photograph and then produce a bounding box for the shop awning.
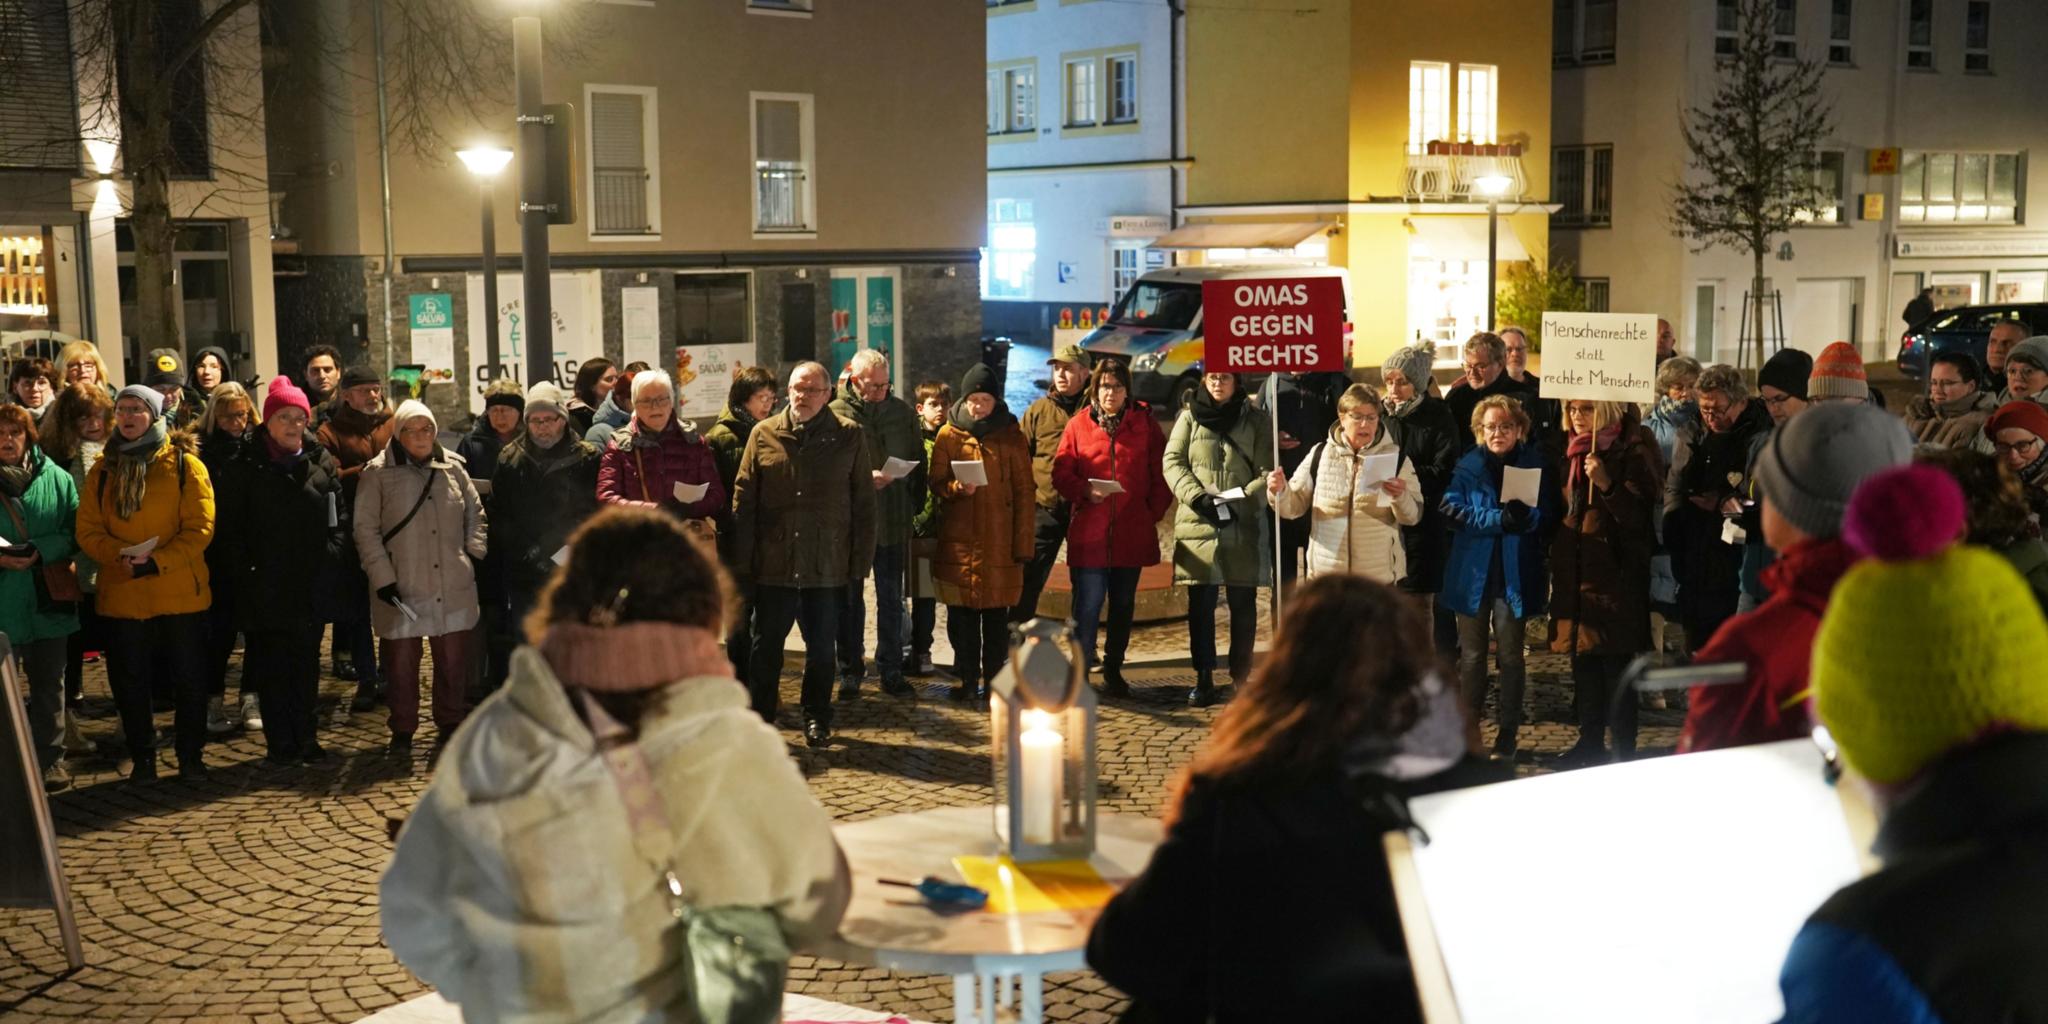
[1405,216,1531,262]
[1149,221,1337,250]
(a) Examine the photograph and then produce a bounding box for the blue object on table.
[882,876,989,911]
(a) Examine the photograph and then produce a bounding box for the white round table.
[815,806,1164,1024]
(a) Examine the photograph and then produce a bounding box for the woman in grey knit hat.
[1380,342,1460,646]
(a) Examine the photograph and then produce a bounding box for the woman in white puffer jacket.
[1269,383,1423,584]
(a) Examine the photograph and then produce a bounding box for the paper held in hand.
[880,456,920,481]
[1501,466,1542,507]
[672,480,708,504]
[1088,478,1126,496]
[118,537,158,561]
[393,598,420,623]
[951,460,989,487]
[551,546,570,566]
[1213,485,1248,502]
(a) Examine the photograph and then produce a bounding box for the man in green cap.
[1013,344,1091,622]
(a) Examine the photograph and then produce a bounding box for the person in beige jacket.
[1269,383,1424,585]
[381,507,850,1024]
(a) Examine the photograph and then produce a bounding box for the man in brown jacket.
[1012,344,1090,622]
[316,365,395,709]
[732,361,877,746]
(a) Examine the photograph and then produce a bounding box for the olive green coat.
[1164,407,1274,588]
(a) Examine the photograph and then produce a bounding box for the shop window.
[588,86,660,236]
[675,272,752,347]
[1899,150,2020,223]
[1827,0,1852,64]
[984,199,1035,300]
[0,0,78,171]
[1906,0,1934,69]
[1964,1,1991,73]
[752,92,814,233]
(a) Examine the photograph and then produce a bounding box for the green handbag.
[579,691,790,1024]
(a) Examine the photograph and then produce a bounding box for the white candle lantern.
[989,617,1098,862]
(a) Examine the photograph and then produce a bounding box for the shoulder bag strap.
[1,493,28,544]
[634,445,652,503]
[380,467,440,545]
[574,689,689,918]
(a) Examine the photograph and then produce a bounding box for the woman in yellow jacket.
[76,385,214,782]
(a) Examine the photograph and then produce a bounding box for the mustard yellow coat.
[76,432,214,620]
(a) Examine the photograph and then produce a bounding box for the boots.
[1187,669,1217,708]
[1099,664,1129,698]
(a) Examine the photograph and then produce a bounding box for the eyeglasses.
[1480,422,1519,436]
[1927,376,1968,391]
[1762,393,1798,408]
[1463,361,1495,378]
[1994,437,2043,458]
[2010,366,2047,382]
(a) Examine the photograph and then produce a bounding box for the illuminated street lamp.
[457,146,514,376]
[989,618,1098,863]
[1474,173,1514,332]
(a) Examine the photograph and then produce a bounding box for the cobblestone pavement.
[3,625,1683,1024]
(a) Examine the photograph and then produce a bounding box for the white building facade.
[983,0,1181,344]
[1552,0,2048,365]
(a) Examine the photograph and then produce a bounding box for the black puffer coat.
[213,433,349,630]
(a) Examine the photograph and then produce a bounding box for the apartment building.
[269,0,984,417]
[1552,0,2048,363]
[0,0,278,386]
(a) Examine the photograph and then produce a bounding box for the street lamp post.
[1474,173,1514,332]
[514,15,553,386]
[456,147,514,377]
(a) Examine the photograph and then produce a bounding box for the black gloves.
[130,558,159,578]
[1189,493,1223,524]
[1499,500,1534,535]
[377,583,402,607]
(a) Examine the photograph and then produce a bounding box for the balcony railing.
[756,163,810,231]
[1403,142,1527,203]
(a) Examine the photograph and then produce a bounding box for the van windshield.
[1109,281,1202,331]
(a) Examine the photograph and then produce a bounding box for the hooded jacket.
[76,430,214,621]
[596,418,725,521]
[1272,422,1423,586]
[316,400,397,499]
[1052,402,1173,570]
[381,647,851,1024]
[353,437,488,639]
[829,379,924,546]
[582,393,632,450]
[929,404,1033,609]
[0,448,78,643]
[1165,398,1276,589]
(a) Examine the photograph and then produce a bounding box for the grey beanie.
[1382,341,1436,391]
[1753,402,1912,539]
[524,381,566,422]
[116,384,164,419]
[2005,336,2048,373]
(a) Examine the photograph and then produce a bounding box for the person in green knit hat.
[1777,462,2048,1022]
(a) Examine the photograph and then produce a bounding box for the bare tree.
[0,0,588,359]
[1669,0,1836,371]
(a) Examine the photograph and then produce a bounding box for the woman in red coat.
[1053,358,1172,695]
[596,369,726,532]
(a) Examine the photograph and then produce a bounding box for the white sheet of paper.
[470,479,493,497]
[951,460,989,487]
[673,480,709,504]
[1355,452,1399,494]
[1213,485,1248,502]
[0,533,13,547]
[394,599,420,623]
[551,546,570,566]
[1501,465,1542,506]
[1088,478,1125,495]
[1722,518,1748,545]
[881,456,920,481]
[119,537,158,560]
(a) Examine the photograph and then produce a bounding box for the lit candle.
[1018,710,1065,846]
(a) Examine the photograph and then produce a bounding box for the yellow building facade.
[1173,0,1553,369]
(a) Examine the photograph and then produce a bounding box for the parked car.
[1896,302,2048,379]
[1080,265,1354,412]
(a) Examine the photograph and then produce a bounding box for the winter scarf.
[1339,673,1467,782]
[538,621,731,694]
[0,448,35,498]
[1188,378,1247,435]
[1093,401,1127,439]
[262,428,306,466]
[106,419,169,520]
[1565,423,1623,493]
[1651,394,1692,427]
[948,398,1017,439]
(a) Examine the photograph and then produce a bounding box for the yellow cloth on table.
[950,856,1114,914]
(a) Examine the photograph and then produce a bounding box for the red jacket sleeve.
[677,441,727,520]
[1051,418,1090,507]
[596,443,655,510]
[1678,622,1769,754]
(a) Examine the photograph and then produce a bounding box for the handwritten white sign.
[1537,312,1659,405]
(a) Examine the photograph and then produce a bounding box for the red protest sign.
[1200,277,1346,373]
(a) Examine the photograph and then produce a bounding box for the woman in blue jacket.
[1442,394,1551,761]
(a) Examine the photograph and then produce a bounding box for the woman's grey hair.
[1656,356,1703,395]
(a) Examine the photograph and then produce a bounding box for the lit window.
[1064,59,1097,127]
[1407,61,1448,154]
[985,199,1036,300]
[1964,1,1991,72]
[752,93,814,233]
[1008,66,1036,132]
[1794,151,1846,225]
[1456,64,1496,144]
[1899,150,2020,223]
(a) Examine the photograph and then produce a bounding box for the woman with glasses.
[1269,383,1421,587]
[1999,337,2048,408]
[197,382,259,735]
[1442,395,1552,762]
[1052,358,1172,697]
[1986,400,2048,522]
[1905,351,1998,450]
[596,369,725,531]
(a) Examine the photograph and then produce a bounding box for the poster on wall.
[673,344,748,418]
[622,286,660,369]
[826,272,897,381]
[406,293,457,384]
[464,271,605,413]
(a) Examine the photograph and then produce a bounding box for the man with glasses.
[1664,364,1774,656]
[316,365,394,710]
[1446,332,1536,450]
[1905,351,1997,450]
[1497,325,1564,458]
[734,362,877,747]
[1756,349,1812,426]
[826,348,922,700]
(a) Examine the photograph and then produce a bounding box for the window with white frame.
[1715,0,1738,57]
[1407,61,1448,153]
[1553,0,1617,66]
[1772,0,1797,59]
[1109,243,1143,303]
[1008,64,1036,132]
[1456,63,1497,144]
[984,199,1035,300]
[1108,54,1137,123]
[1827,0,1852,64]
[751,93,813,233]
[1794,150,1847,224]
[1906,0,1933,68]
[1965,1,1991,72]
[986,70,1002,134]
[1552,144,1612,227]
[1065,59,1097,127]
[588,86,659,236]
[1899,151,2021,223]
